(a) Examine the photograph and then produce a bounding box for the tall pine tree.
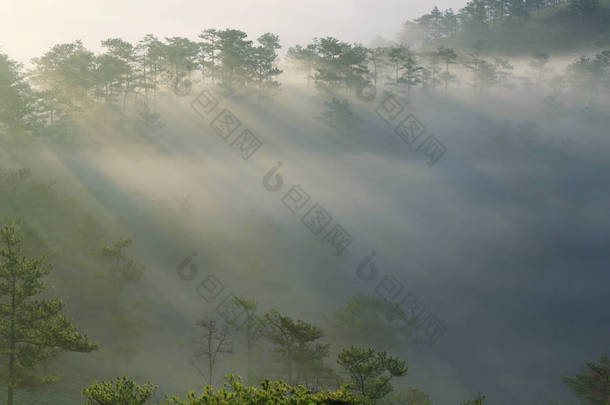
[0,222,98,405]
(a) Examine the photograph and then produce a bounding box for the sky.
[0,0,466,64]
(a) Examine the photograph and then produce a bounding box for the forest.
[0,0,609,404]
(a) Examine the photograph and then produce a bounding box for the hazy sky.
[0,0,466,64]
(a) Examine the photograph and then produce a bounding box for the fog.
[1,3,609,405]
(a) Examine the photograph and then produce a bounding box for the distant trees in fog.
[2,0,610,141]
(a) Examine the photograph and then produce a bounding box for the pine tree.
[98,237,146,374]
[247,33,283,91]
[437,46,458,95]
[0,222,98,405]
[226,296,265,384]
[0,53,36,133]
[562,355,610,405]
[337,346,408,402]
[264,309,330,386]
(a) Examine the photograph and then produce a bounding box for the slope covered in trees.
[1,1,609,404]
[402,0,610,53]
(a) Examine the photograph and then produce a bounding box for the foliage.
[264,309,331,385]
[226,297,266,383]
[289,37,370,94]
[0,53,37,132]
[404,0,610,53]
[82,376,157,405]
[562,354,610,405]
[330,294,418,349]
[100,237,145,281]
[0,221,98,405]
[337,346,408,401]
[318,97,359,136]
[160,375,359,405]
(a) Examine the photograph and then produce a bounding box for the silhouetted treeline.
[404,0,610,52]
[2,0,610,142]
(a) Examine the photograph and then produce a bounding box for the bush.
[160,375,360,405]
[82,376,157,405]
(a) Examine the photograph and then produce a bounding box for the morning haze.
[0,1,608,405]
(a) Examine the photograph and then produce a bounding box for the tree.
[100,38,139,108]
[286,44,317,86]
[31,40,96,116]
[365,47,387,98]
[95,52,130,104]
[304,37,370,94]
[387,45,423,93]
[247,33,283,91]
[0,222,98,405]
[388,46,410,84]
[100,237,145,281]
[459,0,490,36]
[0,53,36,132]
[226,296,265,383]
[330,294,418,350]
[562,354,610,405]
[215,29,253,88]
[198,29,220,82]
[337,346,408,402]
[162,37,199,94]
[263,309,330,385]
[98,237,146,373]
[318,97,359,137]
[191,317,233,387]
[441,9,459,37]
[437,46,458,95]
[82,376,156,405]
[462,44,511,93]
[136,34,165,100]
[421,50,442,90]
[415,6,445,41]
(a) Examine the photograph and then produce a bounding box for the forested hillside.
[1,0,609,404]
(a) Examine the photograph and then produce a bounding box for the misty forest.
[0,0,609,404]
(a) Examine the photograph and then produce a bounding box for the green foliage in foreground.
[83,376,157,405]
[84,375,361,405]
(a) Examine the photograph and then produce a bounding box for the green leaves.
[264,309,331,384]
[0,53,37,132]
[0,221,98,404]
[159,374,357,405]
[82,376,157,405]
[562,354,610,405]
[331,294,418,349]
[100,237,145,281]
[337,346,407,401]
